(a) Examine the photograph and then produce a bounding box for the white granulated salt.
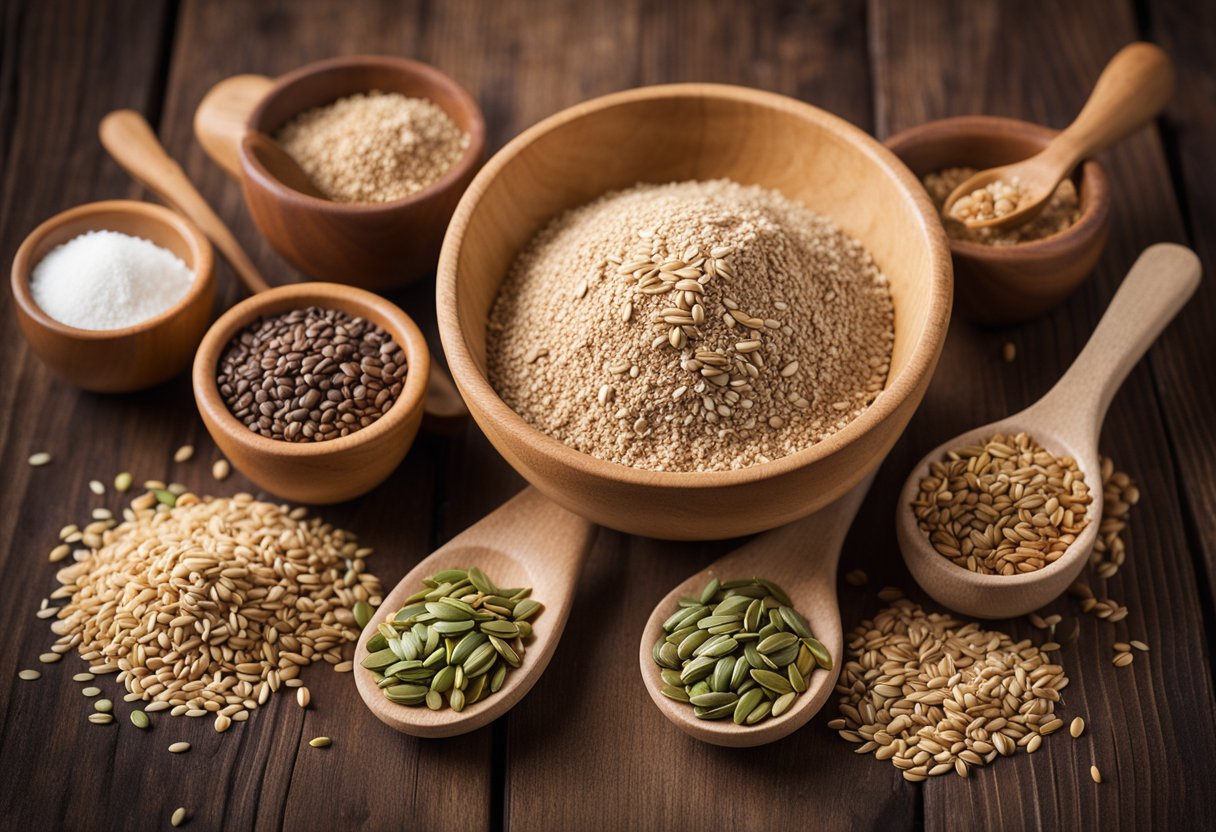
[29,230,195,330]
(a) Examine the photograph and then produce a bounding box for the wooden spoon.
[638,473,874,747]
[99,109,467,429]
[194,74,274,179]
[942,42,1174,231]
[353,487,596,737]
[897,244,1200,619]
[242,130,325,198]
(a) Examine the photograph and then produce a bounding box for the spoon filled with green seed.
[638,473,874,747]
[353,488,595,737]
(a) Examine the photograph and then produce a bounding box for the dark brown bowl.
[240,56,486,290]
[885,116,1111,325]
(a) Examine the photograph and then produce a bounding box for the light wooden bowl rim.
[192,281,430,460]
[11,199,214,341]
[242,54,487,213]
[884,115,1112,261]
[438,83,953,489]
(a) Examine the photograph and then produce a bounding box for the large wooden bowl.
[437,85,952,540]
[239,55,486,290]
[11,200,214,393]
[885,116,1111,325]
[192,282,430,504]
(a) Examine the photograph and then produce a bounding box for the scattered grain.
[844,569,869,587]
[18,669,41,681]
[211,459,231,481]
[28,452,51,467]
[173,444,194,463]
[168,742,191,753]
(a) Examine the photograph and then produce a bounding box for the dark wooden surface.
[1,1,1214,829]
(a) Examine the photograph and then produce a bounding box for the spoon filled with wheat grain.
[353,488,595,737]
[638,473,874,747]
[896,243,1199,619]
[942,42,1174,232]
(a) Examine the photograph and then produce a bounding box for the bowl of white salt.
[11,199,214,392]
[438,84,953,540]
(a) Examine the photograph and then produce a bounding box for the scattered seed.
[1112,652,1134,667]
[173,445,195,463]
[38,652,61,664]
[88,479,105,495]
[211,459,231,481]
[296,687,310,708]
[114,472,133,492]
[171,807,187,827]
[844,569,868,587]
[94,699,113,713]
[49,544,71,563]
[1001,341,1016,363]
[1070,717,1085,737]
[1091,765,1102,784]
[88,713,113,725]
[130,710,150,729]
[168,742,191,753]
[18,669,41,681]
[82,686,101,697]
[309,737,331,748]
[1130,640,1149,652]
[73,672,95,682]
[28,452,51,467]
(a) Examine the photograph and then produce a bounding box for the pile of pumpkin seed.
[651,576,831,725]
[361,567,541,711]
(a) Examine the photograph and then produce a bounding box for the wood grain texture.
[1,0,1214,830]
[872,0,1216,828]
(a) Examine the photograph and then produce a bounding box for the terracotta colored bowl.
[11,200,215,393]
[438,84,954,540]
[238,56,485,290]
[885,116,1111,325]
[192,282,430,504]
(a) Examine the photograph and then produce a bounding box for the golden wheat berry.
[836,597,1068,778]
[923,167,1080,245]
[276,92,470,204]
[43,490,381,721]
[487,180,895,472]
[912,431,1091,575]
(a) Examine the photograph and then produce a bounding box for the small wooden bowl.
[192,282,430,504]
[11,200,215,393]
[885,116,1111,325]
[438,84,954,540]
[240,56,486,290]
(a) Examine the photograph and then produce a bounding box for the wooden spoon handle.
[194,74,274,180]
[1035,244,1200,438]
[710,471,876,585]
[99,110,271,295]
[1047,42,1174,171]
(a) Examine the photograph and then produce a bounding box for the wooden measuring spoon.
[242,130,325,198]
[897,244,1200,619]
[638,473,874,747]
[353,487,596,737]
[194,74,274,179]
[942,42,1174,231]
[99,109,468,429]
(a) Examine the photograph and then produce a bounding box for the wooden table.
[2,1,1214,828]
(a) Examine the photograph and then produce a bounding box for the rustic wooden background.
[1,0,1214,829]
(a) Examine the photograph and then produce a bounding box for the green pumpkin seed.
[693,702,736,720]
[432,620,474,635]
[733,688,764,724]
[656,642,680,669]
[710,656,735,692]
[661,685,690,702]
[689,691,737,708]
[450,632,488,666]
[480,620,520,638]
[130,710,150,729]
[745,700,772,724]
[94,699,113,713]
[679,655,717,684]
[489,635,521,667]
[772,691,797,717]
[678,629,712,659]
[698,614,743,630]
[660,668,684,687]
[698,577,720,605]
[467,567,496,595]
[430,665,457,692]
[778,606,812,638]
[750,668,794,694]
[744,599,765,632]
[513,599,542,621]
[425,690,443,710]
[788,662,807,693]
[757,632,799,655]
[490,663,507,693]
[432,569,468,584]
[695,635,738,659]
[449,688,466,712]
[353,600,373,629]
[804,637,833,669]
[425,601,473,622]
[712,595,752,616]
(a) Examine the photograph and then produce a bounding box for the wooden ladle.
[942,42,1174,231]
[897,243,1200,619]
[98,109,468,430]
[638,473,874,747]
[353,488,596,737]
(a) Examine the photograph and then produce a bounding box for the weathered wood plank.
[871,0,1216,828]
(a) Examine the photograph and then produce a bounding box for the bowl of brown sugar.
[886,116,1111,325]
[438,84,953,540]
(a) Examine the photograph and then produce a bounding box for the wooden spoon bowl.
[354,488,595,737]
[638,475,872,747]
[11,200,215,393]
[197,56,487,290]
[896,244,1200,618]
[885,116,1111,325]
[438,84,953,540]
[191,281,430,504]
